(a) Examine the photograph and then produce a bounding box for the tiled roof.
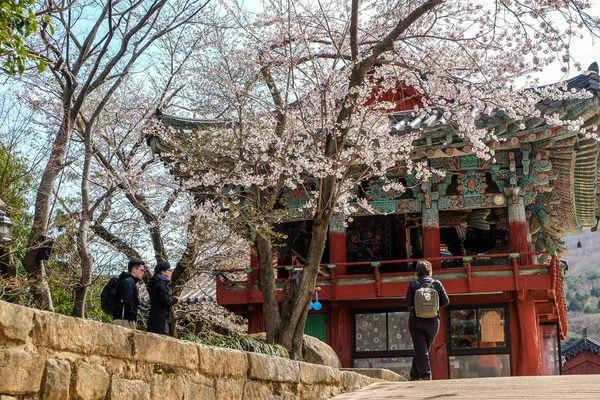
[562,334,600,359]
[564,62,600,91]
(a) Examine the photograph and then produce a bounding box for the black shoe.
[420,374,432,381]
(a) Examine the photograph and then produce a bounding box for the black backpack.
[100,276,121,316]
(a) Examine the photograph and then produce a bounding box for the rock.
[340,368,403,382]
[0,300,34,343]
[197,344,248,378]
[132,332,198,370]
[247,352,300,383]
[243,380,276,399]
[249,333,341,368]
[149,374,184,400]
[72,360,110,400]
[341,371,375,392]
[302,334,341,368]
[298,362,342,384]
[184,381,215,400]
[109,377,151,400]
[42,358,71,400]
[0,349,45,395]
[33,311,131,359]
[215,379,245,400]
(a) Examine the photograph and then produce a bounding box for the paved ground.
[333,375,600,399]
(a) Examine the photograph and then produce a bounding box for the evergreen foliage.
[183,334,290,359]
[0,0,47,74]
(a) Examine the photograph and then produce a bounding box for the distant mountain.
[562,230,600,273]
[562,229,600,340]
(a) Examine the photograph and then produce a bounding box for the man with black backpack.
[405,260,449,381]
[112,259,145,329]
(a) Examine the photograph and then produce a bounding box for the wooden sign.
[480,310,504,343]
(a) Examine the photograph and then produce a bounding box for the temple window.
[448,306,511,379]
[352,310,413,379]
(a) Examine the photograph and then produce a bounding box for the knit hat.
[154,261,172,274]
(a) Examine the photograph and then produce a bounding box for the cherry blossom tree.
[15,0,209,311]
[156,0,600,358]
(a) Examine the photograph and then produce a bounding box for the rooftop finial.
[589,62,599,74]
[583,327,588,338]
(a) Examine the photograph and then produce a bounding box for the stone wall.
[0,301,378,399]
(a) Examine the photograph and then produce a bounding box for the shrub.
[183,334,289,358]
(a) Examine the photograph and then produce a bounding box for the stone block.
[340,368,402,382]
[72,360,110,400]
[215,379,245,400]
[299,383,341,400]
[33,311,131,359]
[197,345,248,378]
[0,396,18,400]
[150,374,184,400]
[42,358,71,400]
[341,371,375,392]
[243,380,275,399]
[132,332,198,370]
[247,353,300,383]
[184,381,215,400]
[0,301,34,343]
[298,362,342,384]
[0,349,45,395]
[109,377,151,400]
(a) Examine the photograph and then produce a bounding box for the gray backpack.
[414,281,439,318]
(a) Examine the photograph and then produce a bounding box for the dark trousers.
[409,314,440,380]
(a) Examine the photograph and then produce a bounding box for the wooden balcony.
[215,252,563,307]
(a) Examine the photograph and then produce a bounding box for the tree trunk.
[72,216,92,317]
[278,213,330,358]
[22,112,74,311]
[73,124,94,318]
[255,234,281,344]
[0,245,16,278]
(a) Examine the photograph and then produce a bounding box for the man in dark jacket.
[113,259,145,329]
[405,260,450,381]
[147,262,181,335]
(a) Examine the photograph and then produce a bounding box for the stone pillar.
[515,290,542,375]
[329,214,347,275]
[422,201,441,269]
[508,192,532,264]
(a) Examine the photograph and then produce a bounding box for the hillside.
[561,230,600,342]
[563,231,600,274]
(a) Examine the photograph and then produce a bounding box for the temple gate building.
[148,63,600,379]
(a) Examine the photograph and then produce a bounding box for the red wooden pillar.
[394,215,410,271]
[430,308,449,379]
[508,194,532,264]
[515,290,542,375]
[247,305,265,334]
[329,214,347,275]
[331,301,351,368]
[422,201,441,269]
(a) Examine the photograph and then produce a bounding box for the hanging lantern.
[577,240,582,248]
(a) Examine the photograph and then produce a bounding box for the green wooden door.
[305,313,327,342]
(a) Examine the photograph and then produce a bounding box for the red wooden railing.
[215,251,564,305]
